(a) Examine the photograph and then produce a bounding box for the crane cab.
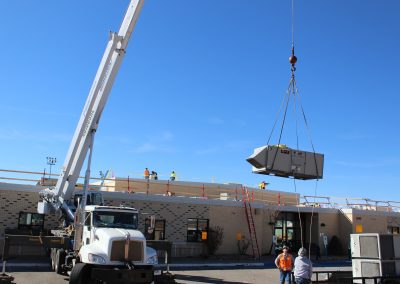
[73,192,104,208]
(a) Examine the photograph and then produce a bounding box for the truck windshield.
[93,211,138,229]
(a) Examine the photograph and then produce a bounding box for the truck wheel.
[55,249,66,275]
[69,263,92,284]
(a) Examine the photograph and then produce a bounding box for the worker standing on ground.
[143,168,149,180]
[275,245,294,284]
[170,171,176,181]
[293,248,313,284]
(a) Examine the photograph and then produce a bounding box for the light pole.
[46,156,57,179]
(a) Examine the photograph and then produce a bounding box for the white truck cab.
[79,205,158,266]
[50,204,159,283]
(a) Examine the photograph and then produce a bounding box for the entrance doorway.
[274,212,301,250]
[273,212,319,256]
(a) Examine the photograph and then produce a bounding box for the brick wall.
[104,195,210,242]
[0,184,59,256]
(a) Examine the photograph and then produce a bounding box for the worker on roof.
[275,245,294,284]
[144,168,149,180]
[258,181,267,190]
[170,171,176,181]
[151,171,158,180]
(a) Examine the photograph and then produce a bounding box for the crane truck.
[36,1,159,283]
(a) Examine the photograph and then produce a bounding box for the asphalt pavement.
[0,256,352,284]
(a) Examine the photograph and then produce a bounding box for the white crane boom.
[38,0,144,220]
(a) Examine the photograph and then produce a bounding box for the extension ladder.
[242,186,260,259]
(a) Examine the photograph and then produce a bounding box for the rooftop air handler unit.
[247,145,324,180]
[350,233,400,283]
[350,233,398,260]
[352,259,399,284]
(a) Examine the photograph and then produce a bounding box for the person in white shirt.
[293,247,313,284]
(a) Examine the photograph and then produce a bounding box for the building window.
[18,212,45,231]
[187,218,209,242]
[145,219,166,240]
[388,226,400,235]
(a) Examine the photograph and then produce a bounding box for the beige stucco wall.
[336,209,400,254]
[318,211,340,254]
[208,203,275,255]
[352,210,392,234]
[260,208,275,255]
[338,209,353,253]
[209,204,250,254]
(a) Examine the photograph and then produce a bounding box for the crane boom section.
[53,0,144,204]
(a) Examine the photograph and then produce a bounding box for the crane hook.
[289,46,297,73]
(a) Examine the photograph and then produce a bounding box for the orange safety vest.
[144,169,149,177]
[277,253,293,271]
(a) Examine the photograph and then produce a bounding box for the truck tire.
[55,249,66,275]
[69,263,92,284]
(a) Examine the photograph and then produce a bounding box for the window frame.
[388,226,400,235]
[187,218,209,242]
[18,211,45,231]
[144,218,166,240]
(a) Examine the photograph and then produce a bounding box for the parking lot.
[4,263,351,284]
[6,268,275,284]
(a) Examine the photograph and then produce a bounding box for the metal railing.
[302,195,400,213]
[0,168,301,206]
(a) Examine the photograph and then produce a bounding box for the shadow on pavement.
[174,274,245,284]
[4,266,51,273]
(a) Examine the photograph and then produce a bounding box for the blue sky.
[0,0,399,201]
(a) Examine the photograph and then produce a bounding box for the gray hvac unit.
[351,234,395,260]
[247,145,324,180]
[352,259,397,284]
